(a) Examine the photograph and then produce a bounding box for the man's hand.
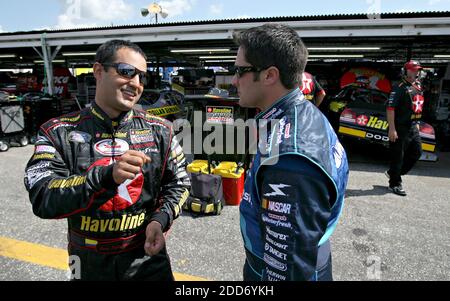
[388,128,398,142]
[112,150,150,184]
[144,221,165,256]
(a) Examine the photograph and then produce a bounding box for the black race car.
[134,90,186,122]
[335,86,437,161]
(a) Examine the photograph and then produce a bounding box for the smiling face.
[94,47,147,118]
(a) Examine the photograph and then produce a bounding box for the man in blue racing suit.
[232,24,349,281]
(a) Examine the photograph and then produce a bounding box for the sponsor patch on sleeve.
[35,145,56,154]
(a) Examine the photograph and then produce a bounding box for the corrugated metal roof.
[1,11,449,36]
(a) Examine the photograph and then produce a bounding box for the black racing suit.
[386,79,424,187]
[24,102,190,280]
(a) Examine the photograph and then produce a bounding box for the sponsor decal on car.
[206,106,234,125]
[366,116,389,130]
[146,105,180,117]
[356,115,369,126]
[365,132,389,142]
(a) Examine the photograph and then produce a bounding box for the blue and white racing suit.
[240,88,349,281]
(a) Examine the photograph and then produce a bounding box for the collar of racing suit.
[255,88,303,121]
[90,101,134,132]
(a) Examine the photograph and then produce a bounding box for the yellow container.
[187,160,211,174]
[213,161,244,179]
[213,161,245,205]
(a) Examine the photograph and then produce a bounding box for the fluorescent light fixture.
[0,54,17,58]
[0,68,33,73]
[62,52,96,56]
[199,56,236,59]
[204,60,236,63]
[34,60,66,63]
[171,48,230,53]
[434,54,450,58]
[308,54,364,58]
[308,47,380,51]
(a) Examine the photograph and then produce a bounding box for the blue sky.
[0,0,449,33]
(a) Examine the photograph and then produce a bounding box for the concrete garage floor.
[0,143,449,281]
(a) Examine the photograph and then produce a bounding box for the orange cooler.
[213,162,245,206]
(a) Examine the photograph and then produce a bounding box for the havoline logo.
[366,116,389,130]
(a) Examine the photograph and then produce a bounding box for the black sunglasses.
[231,65,269,77]
[102,62,147,85]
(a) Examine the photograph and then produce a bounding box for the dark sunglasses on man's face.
[231,65,269,78]
[102,62,147,85]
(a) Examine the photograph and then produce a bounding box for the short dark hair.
[233,23,308,89]
[95,39,147,64]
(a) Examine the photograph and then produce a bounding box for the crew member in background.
[386,60,424,196]
[300,71,326,107]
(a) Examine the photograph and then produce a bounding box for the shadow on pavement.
[343,140,450,179]
[345,185,389,198]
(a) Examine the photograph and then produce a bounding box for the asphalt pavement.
[0,142,449,281]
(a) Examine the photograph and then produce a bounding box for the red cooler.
[213,162,245,206]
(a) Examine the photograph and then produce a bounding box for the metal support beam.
[156,56,161,88]
[407,45,412,61]
[51,45,62,61]
[32,46,43,59]
[41,33,54,96]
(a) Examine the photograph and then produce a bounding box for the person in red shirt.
[385,60,424,196]
[299,72,326,107]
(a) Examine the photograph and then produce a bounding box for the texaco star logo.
[413,95,424,113]
[356,115,369,126]
[301,77,313,94]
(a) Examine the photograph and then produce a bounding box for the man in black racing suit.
[386,60,424,196]
[24,40,190,280]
